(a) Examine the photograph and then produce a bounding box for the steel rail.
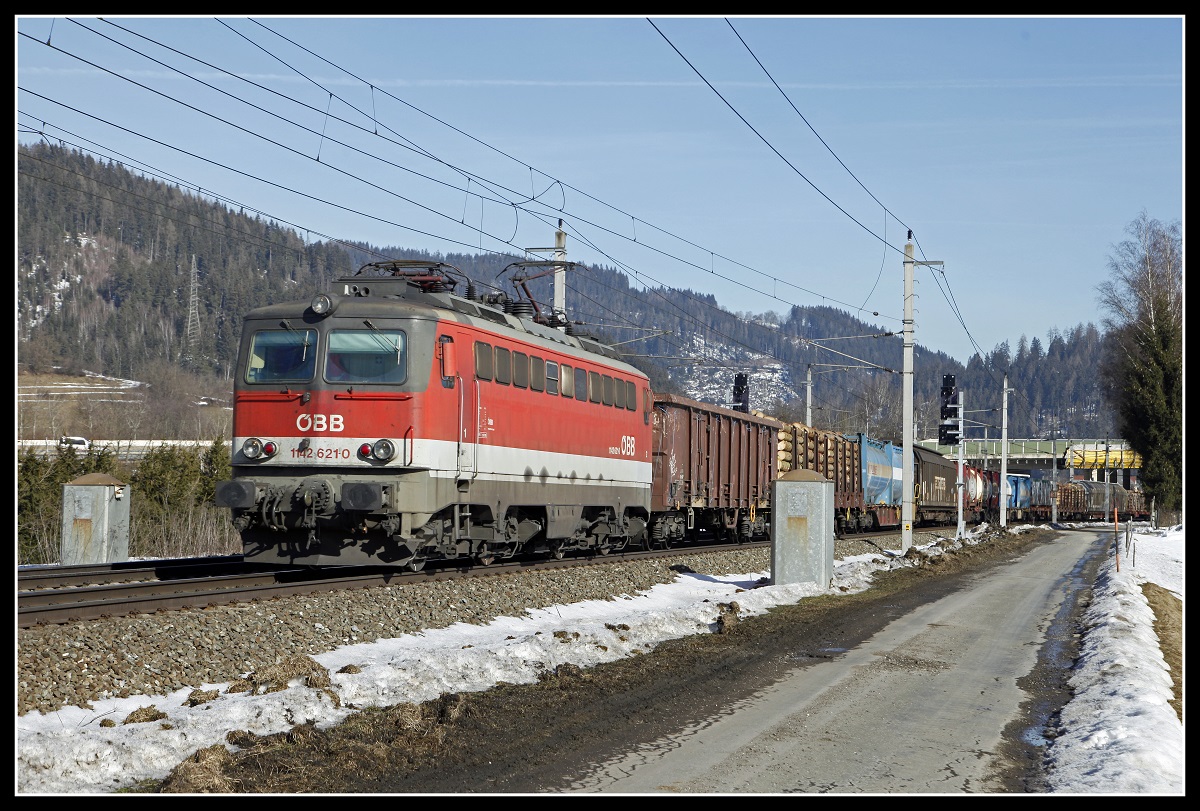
[18,541,770,628]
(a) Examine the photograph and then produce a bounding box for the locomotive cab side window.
[246,328,317,383]
[494,347,511,385]
[626,381,637,411]
[512,351,529,389]
[325,329,407,384]
[575,367,588,402]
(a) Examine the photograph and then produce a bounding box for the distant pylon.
[185,254,200,359]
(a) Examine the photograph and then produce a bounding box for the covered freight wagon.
[913,445,959,524]
[847,432,900,531]
[1030,479,1056,521]
[1006,474,1032,520]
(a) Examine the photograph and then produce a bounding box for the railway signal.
[940,374,959,419]
[939,374,960,445]
[732,373,749,413]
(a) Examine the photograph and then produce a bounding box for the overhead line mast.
[902,234,942,552]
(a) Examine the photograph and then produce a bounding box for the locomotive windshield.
[245,328,317,383]
[325,329,407,384]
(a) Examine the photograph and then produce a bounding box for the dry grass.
[17,369,231,443]
[156,691,472,793]
[17,371,147,441]
[1143,582,1183,722]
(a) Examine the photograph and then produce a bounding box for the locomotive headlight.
[371,439,396,461]
[310,293,336,316]
[242,438,277,460]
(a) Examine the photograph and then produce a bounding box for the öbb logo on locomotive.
[214,259,1147,572]
[295,414,344,432]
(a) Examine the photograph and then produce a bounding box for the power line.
[22,23,902,328]
[236,17,905,323]
[649,18,906,264]
[17,20,952,421]
[724,18,913,237]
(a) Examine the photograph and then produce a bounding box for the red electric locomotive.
[215,261,653,570]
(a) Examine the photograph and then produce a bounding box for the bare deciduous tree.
[1097,212,1182,512]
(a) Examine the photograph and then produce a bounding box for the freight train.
[214,260,1146,570]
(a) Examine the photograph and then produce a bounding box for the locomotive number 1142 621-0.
[289,446,352,460]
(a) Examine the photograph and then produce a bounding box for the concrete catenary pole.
[902,241,915,552]
[553,220,567,328]
[1052,426,1059,524]
[1000,372,1010,529]
[957,390,965,539]
[806,365,813,427]
[901,236,941,552]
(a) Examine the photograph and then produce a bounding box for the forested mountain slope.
[18,142,1116,442]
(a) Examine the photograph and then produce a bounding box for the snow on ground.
[16,523,1183,794]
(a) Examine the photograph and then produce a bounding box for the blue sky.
[16,15,1183,364]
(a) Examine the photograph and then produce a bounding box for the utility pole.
[1000,373,1011,528]
[902,236,942,552]
[902,242,916,552]
[525,221,568,331]
[1051,424,1059,524]
[806,365,813,426]
[553,220,566,327]
[957,389,965,539]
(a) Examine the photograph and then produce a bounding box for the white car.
[58,436,90,452]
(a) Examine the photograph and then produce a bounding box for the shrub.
[18,442,239,565]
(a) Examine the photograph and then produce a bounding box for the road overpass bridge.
[915,438,1141,484]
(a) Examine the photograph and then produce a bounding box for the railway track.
[17,541,770,628]
[17,554,250,589]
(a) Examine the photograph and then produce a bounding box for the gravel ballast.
[17,533,929,717]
